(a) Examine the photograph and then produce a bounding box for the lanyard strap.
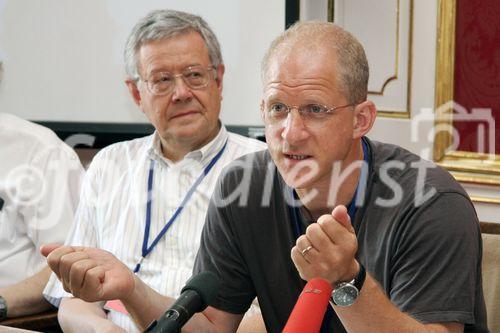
[288,139,369,332]
[134,140,228,273]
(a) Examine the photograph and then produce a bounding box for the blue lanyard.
[134,140,228,273]
[288,139,369,332]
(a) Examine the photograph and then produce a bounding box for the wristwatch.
[0,295,7,320]
[331,263,366,307]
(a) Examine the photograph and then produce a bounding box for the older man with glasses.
[42,9,265,333]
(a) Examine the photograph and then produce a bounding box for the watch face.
[332,284,359,307]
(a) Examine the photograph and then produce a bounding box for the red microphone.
[283,278,333,333]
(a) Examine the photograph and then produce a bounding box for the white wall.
[0,0,284,126]
[369,0,438,159]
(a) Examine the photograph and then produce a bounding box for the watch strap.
[353,262,366,291]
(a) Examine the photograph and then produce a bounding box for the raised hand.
[41,244,136,302]
[291,205,360,284]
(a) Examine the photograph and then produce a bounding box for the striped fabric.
[43,126,266,332]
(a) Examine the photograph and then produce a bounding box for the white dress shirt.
[44,125,266,332]
[0,112,83,287]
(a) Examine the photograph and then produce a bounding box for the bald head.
[261,21,369,105]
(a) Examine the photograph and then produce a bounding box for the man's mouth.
[170,111,199,120]
[284,153,311,160]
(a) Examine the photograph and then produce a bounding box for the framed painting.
[434,0,500,196]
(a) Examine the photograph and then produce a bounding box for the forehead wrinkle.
[138,32,211,77]
[264,77,335,99]
[266,77,334,89]
[142,48,205,74]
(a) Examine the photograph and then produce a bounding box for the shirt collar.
[147,124,228,167]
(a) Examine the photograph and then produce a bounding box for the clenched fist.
[41,244,136,302]
[291,205,360,285]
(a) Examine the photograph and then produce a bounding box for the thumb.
[331,205,355,233]
[40,243,62,257]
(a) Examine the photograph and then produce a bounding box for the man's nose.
[281,109,309,143]
[171,76,193,102]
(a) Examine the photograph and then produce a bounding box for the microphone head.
[283,278,333,333]
[181,271,220,310]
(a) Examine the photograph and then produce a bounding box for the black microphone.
[144,271,219,333]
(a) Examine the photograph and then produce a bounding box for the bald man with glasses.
[42,9,265,333]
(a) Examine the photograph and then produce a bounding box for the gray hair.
[261,21,369,105]
[124,9,223,80]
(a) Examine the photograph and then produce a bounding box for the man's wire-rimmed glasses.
[263,101,356,124]
[140,65,216,96]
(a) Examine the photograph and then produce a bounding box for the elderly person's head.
[124,10,225,161]
[260,21,376,190]
[124,9,223,82]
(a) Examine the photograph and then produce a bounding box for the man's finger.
[40,243,62,257]
[73,266,105,302]
[76,266,106,302]
[46,246,77,279]
[304,223,333,254]
[324,205,355,234]
[45,245,87,280]
[291,246,311,270]
[59,251,91,290]
[331,205,352,230]
[69,258,97,291]
[317,213,356,248]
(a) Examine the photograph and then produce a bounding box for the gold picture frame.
[434,0,500,193]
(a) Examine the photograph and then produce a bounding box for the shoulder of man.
[90,133,154,165]
[368,138,467,197]
[0,113,81,165]
[1,112,65,147]
[226,131,267,154]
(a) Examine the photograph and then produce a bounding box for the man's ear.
[125,79,142,107]
[215,64,225,97]
[352,100,377,139]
